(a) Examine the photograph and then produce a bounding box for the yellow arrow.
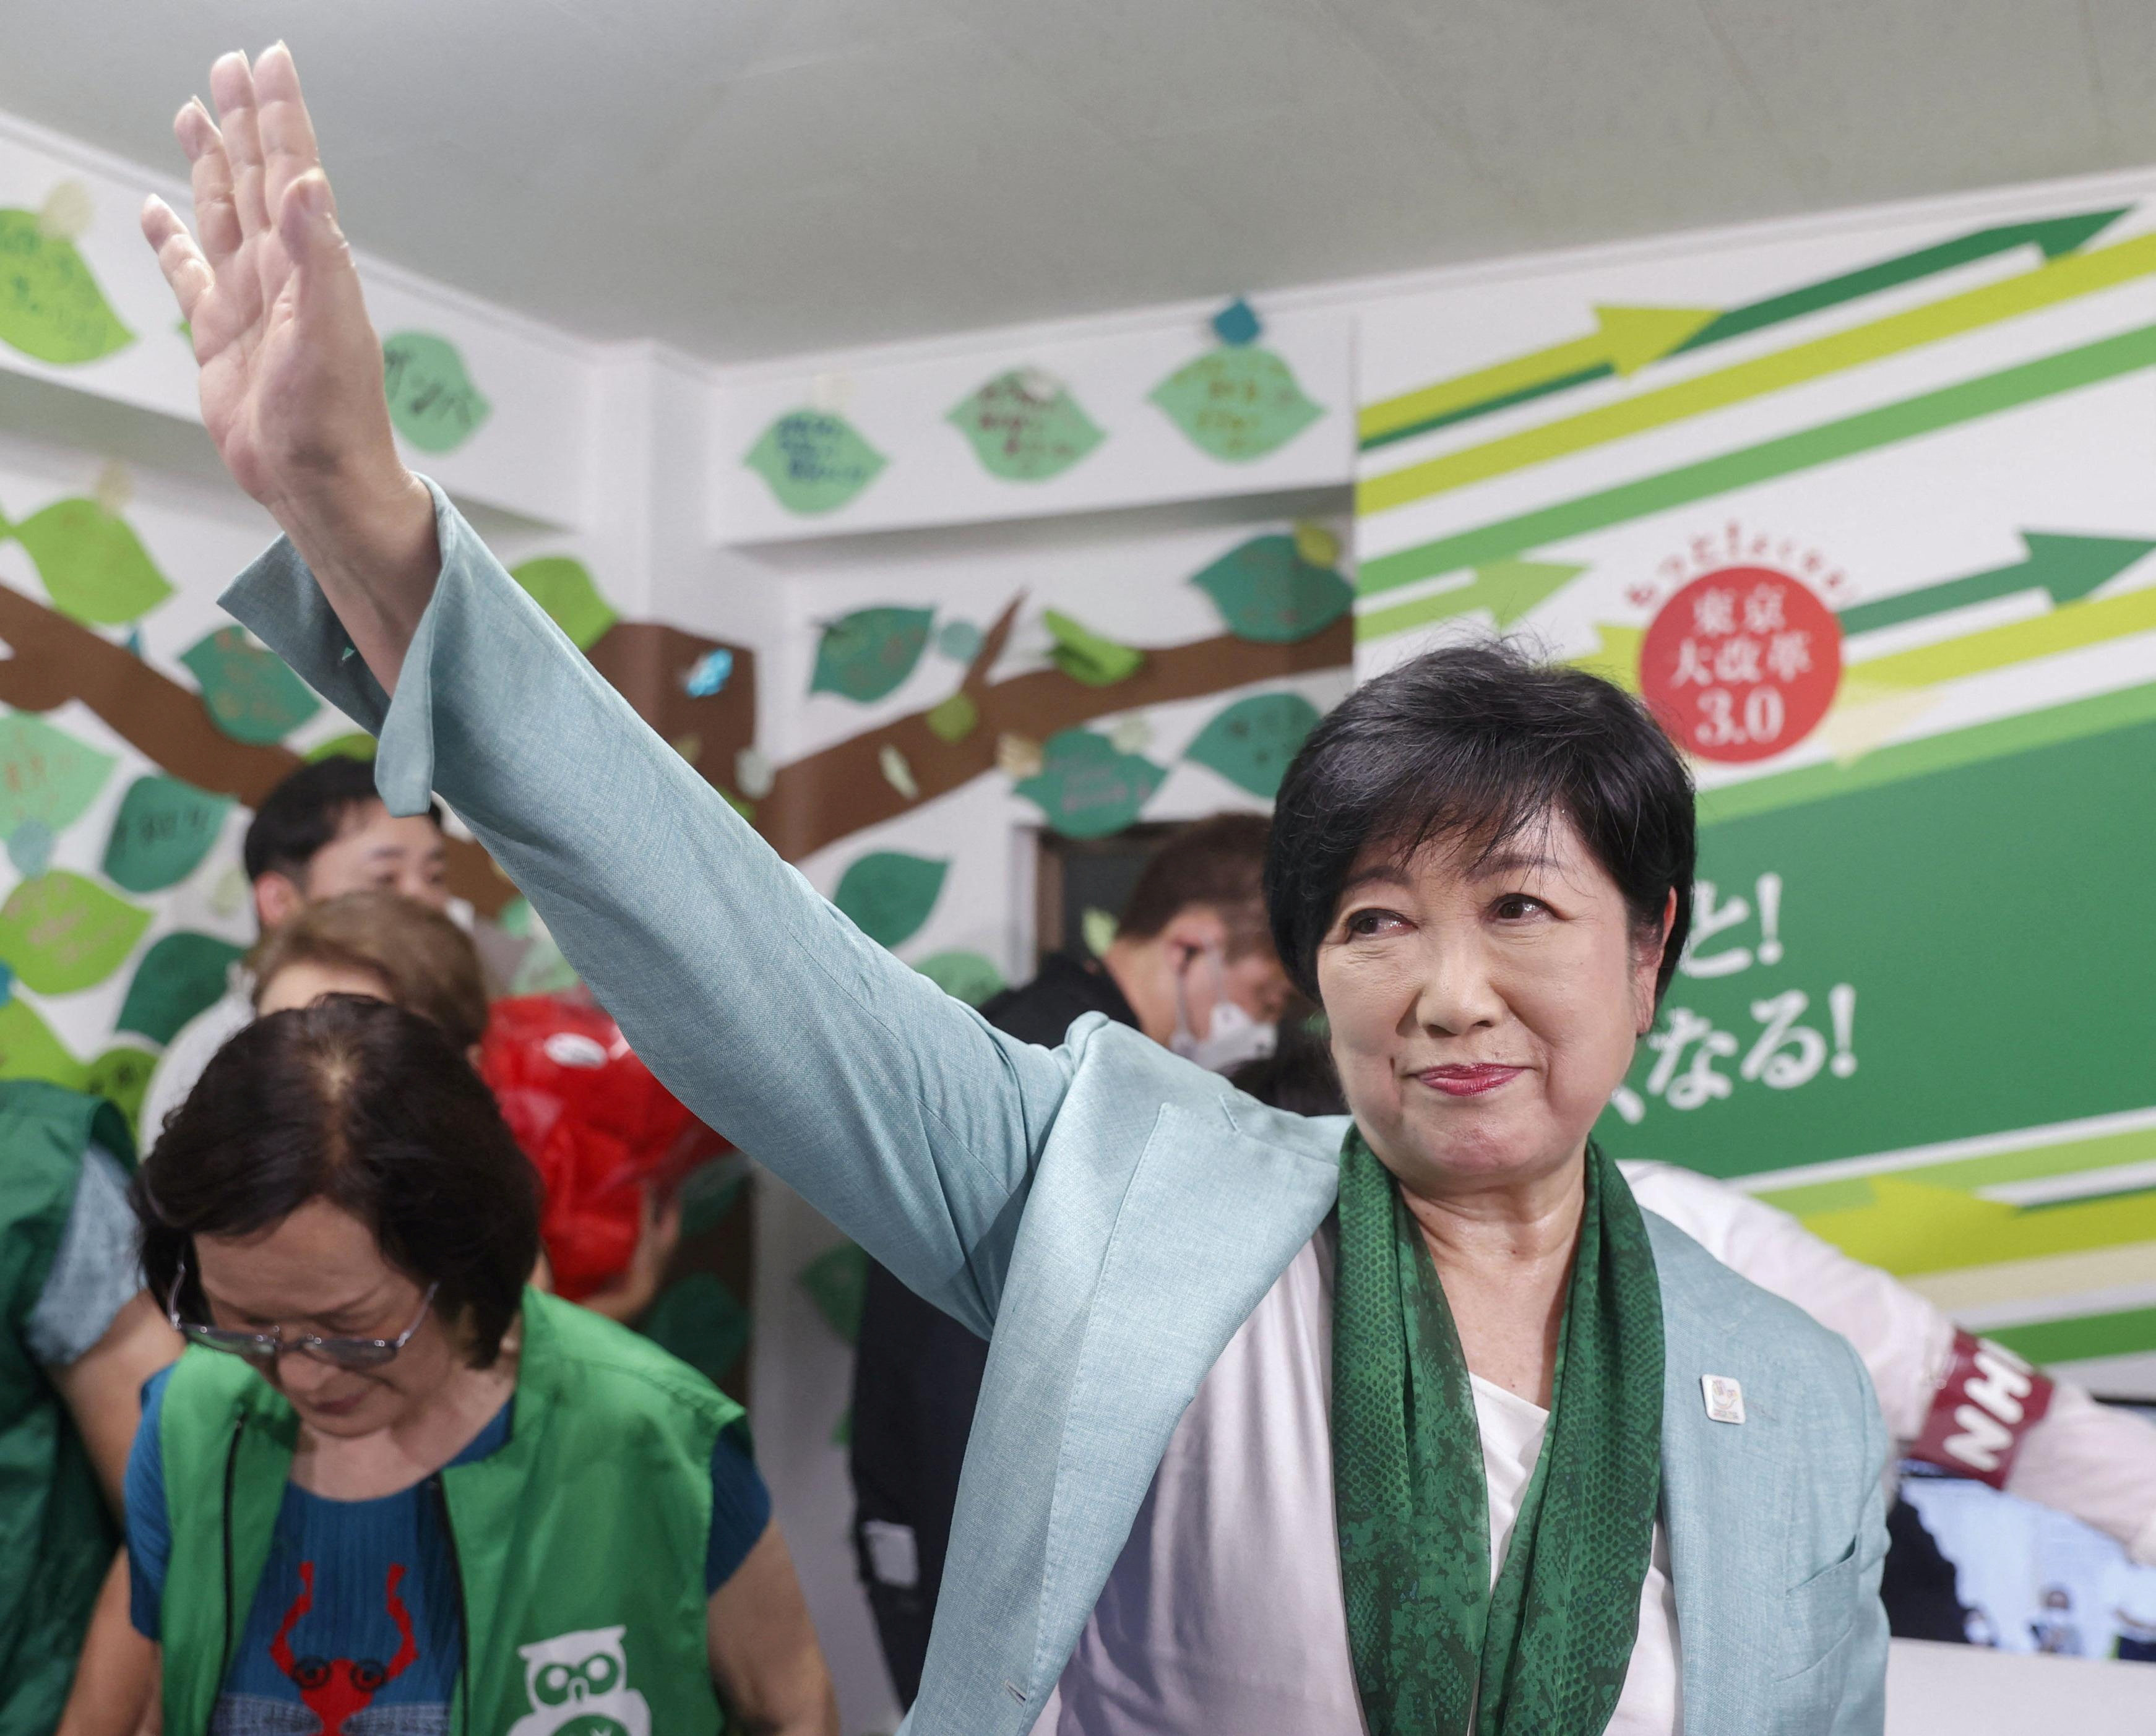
[1356,305,1720,447]
[1360,230,2156,516]
[1566,623,1644,694]
[1852,583,2156,689]
[1800,1174,2156,1278]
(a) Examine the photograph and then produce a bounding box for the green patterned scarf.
[1332,1128,1664,1736]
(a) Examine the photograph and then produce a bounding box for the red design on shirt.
[267,1561,420,1735]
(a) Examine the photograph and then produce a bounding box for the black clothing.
[849,953,1140,1706]
[1880,1492,1973,1644]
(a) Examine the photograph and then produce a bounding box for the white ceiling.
[6,0,2155,363]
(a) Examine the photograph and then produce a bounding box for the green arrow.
[1356,208,2125,453]
[1839,532,2155,637]
[1358,228,2156,515]
[1358,322,2156,600]
[1673,208,2128,353]
[1357,306,1718,449]
[1353,559,1587,643]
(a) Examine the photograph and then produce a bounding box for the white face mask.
[1168,947,1278,1075]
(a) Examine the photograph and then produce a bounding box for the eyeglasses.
[165,1256,439,1370]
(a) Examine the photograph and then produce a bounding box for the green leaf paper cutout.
[1043,610,1145,686]
[798,1242,868,1345]
[640,1272,751,1385]
[0,210,134,364]
[180,627,322,745]
[12,499,175,625]
[833,851,948,949]
[382,330,492,453]
[744,410,886,515]
[1149,346,1323,463]
[915,950,1006,1007]
[79,1046,155,1134]
[306,733,378,763]
[0,870,152,994]
[0,713,116,839]
[511,556,618,651]
[1015,729,1165,839]
[926,691,980,742]
[1184,691,1322,798]
[102,776,233,893]
[1192,533,1353,643]
[946,371,1105,482]
[0,1000,148,1128]
[812,607,934,703]
[116,931,245,1046]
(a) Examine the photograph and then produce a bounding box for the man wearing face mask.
[848,814,1291,1707]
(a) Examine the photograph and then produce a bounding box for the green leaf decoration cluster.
[1017,728,1168,840]
[0,208,134,364]
[947,370,1105,482]
[744,410,888,515]
[1,494,175,625]
[382,330,492,453]
[0,702,256,1131]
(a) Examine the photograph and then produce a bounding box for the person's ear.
[253,872,306,930]
[1158,906,1230,963]
[1632,888,1678,1035]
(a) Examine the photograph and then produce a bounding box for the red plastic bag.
[480,995,728,1301]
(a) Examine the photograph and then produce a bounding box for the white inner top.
[1057,1228,1681,1735]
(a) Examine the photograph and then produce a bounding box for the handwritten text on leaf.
[382,331,492,453]
[745,411,887,515]
[1015,729,1165,839]
[181,627,323,745]
[0,209,134,364]
[1192,533,1353,643]
[0,870,152,995]
[1150,348,1322,463]
[813,608,935,703]
[1183,691,1322,797]
[947,371,1106,482]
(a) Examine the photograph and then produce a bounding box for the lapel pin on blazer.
[1702,1375,1746,1424]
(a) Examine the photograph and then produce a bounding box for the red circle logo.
[1639,567,1842,763]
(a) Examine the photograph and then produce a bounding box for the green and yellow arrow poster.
[1353,197,2156,1392]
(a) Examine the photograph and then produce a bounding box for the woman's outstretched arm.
[142,46,1072,1331]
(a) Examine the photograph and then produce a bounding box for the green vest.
[157,1288,744,1736]
[0,1080,135,1736]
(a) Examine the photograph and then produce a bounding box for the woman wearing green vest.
[76,995,837,1736]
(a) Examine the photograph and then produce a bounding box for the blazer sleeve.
[1830,1331,1892,1736]
[222,481,1072,1336]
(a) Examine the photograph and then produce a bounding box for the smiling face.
[192,1197,462,1438]
[1317,807,1668,1203]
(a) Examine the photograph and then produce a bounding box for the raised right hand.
[141,45,437,686]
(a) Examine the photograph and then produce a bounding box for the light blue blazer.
[228,485,1889,1736]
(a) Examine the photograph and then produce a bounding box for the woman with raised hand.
[144,45,1887,1735]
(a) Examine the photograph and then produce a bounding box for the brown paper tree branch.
[0,576,515,913]
[754,599,1352,861]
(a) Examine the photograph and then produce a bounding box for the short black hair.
[1229,1021,1348,1117]
[136,995,540,1365]
[243,757,444,885]
[1266,640,1694,1006]
[1119,812,1274,957]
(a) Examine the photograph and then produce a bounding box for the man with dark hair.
[849,813,1293,1706]
[139,757,449,1146]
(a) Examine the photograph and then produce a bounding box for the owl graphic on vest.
[504,1627,650,1736]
